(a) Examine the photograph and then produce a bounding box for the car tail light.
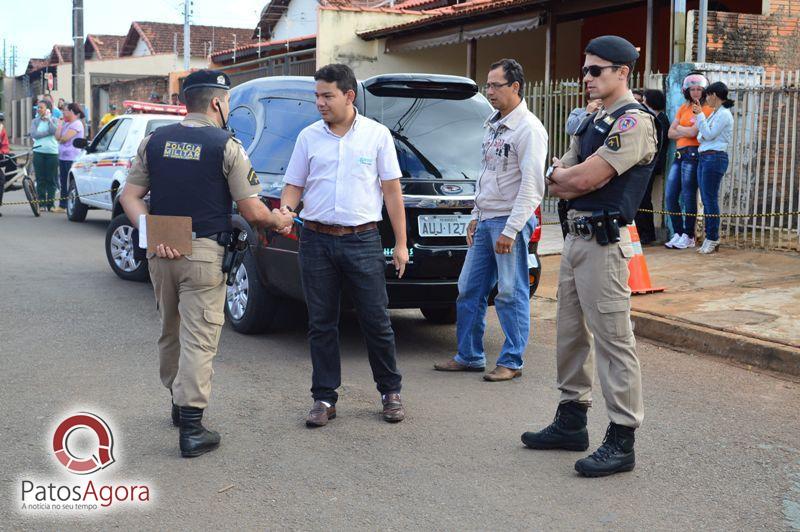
[530,206,542,243]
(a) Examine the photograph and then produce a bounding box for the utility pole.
[697,0,708,63]
[183,0,192,70]
[72,0,85,104]
[2,39,6,74]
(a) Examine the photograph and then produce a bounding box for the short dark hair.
[643,89,666,112]
[183,87,226,113]
[314,64,357,95]
[66,102,85,119]
[490,58,525,96]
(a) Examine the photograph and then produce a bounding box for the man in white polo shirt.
[280,64,408,428]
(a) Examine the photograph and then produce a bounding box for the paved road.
[1,191,799,531]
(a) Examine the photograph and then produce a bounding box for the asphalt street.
[1,189,799,530]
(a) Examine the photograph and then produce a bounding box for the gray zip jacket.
[30,116,58,139]
[472,99,548,239]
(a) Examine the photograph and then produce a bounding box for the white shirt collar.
[322,107,361,137]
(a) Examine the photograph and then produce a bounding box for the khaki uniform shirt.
[127,113,262,201]
[560,91,657,175]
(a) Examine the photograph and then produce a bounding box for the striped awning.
[385,14,543,53]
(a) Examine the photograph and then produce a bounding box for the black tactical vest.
[146,123,233,237]
[568,103,658,224]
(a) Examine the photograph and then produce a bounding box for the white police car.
[67,101,184,281]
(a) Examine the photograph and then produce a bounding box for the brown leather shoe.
[433,358,485,372]
[483,366,522,382]
[382,393,405,423]
[306,400,336,427]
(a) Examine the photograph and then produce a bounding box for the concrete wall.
[316,10,464,78]
[317,9,583,83]
[49,54,207,107]
[272,0,318,40]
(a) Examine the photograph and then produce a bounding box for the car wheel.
[66,179,88,222]
[225,247,290,334]
[105,213,149,282]
[421,305,457,324]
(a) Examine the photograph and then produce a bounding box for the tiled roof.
[49,44,74,64]
[394,0,448,9]
[121,21,254,57]
[85,34,126,60]
[25,58,50,75]
[210,34,316,60]
[319,4,430,14]
[359,0,543,39]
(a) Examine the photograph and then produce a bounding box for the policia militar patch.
[163,141,202,161]
[605,133,622,151]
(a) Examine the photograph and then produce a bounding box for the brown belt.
[304,220,378,236]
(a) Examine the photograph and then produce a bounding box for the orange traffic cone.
[626,223,665,295]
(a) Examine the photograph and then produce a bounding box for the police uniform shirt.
[560,91,657,175]
[127,113,262,201]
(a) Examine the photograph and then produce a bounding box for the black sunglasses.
[582,65,622,77]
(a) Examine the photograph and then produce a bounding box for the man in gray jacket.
[435,59,548,381]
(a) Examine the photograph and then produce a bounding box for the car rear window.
[145,119,178,135]
[248,97,319,176]
[363,93,491,181]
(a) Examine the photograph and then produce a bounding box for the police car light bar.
[122,101,187,115]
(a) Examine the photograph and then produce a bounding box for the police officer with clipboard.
[120,70,293,458]
[520,37,659,477]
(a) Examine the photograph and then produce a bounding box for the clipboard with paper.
[138,214,193,255]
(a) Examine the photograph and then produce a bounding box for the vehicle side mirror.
[72,137,88,150]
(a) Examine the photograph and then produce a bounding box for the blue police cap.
[183,69,231,93]
[585,35,639,64]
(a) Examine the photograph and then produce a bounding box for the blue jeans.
[665,147,699,237]
[58,159,73,208]
[299,227,401,404]
[454,216,534,370]
[698,151,729,241]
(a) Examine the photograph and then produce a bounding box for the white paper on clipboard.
[138,214,147,248]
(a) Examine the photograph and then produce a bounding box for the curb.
[631,311,800,377]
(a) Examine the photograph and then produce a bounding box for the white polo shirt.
[283,110,402,226]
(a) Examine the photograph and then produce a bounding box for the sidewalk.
[535,225,800,377]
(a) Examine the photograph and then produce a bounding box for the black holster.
[222,229,249,286]
[588,210,623,246]
[558,200,569,239]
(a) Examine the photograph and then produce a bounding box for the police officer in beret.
[120,70,294,458]
[521,36,659,477]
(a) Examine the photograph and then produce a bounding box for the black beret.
[585,35,639,64]
[183,69,231,93]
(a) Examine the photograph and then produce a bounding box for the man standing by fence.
[434,58,548,381]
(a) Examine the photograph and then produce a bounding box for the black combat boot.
[171,402,180,427]
[574,423,636,477]
[178,407,221,458]
[521,401,589,451]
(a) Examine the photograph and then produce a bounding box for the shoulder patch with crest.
[617,115,638,132]
[247,167,260,186]
[605,133,622,151]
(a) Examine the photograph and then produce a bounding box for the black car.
[223,74,542,334]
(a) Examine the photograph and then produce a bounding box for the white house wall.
[272,0,318,40]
